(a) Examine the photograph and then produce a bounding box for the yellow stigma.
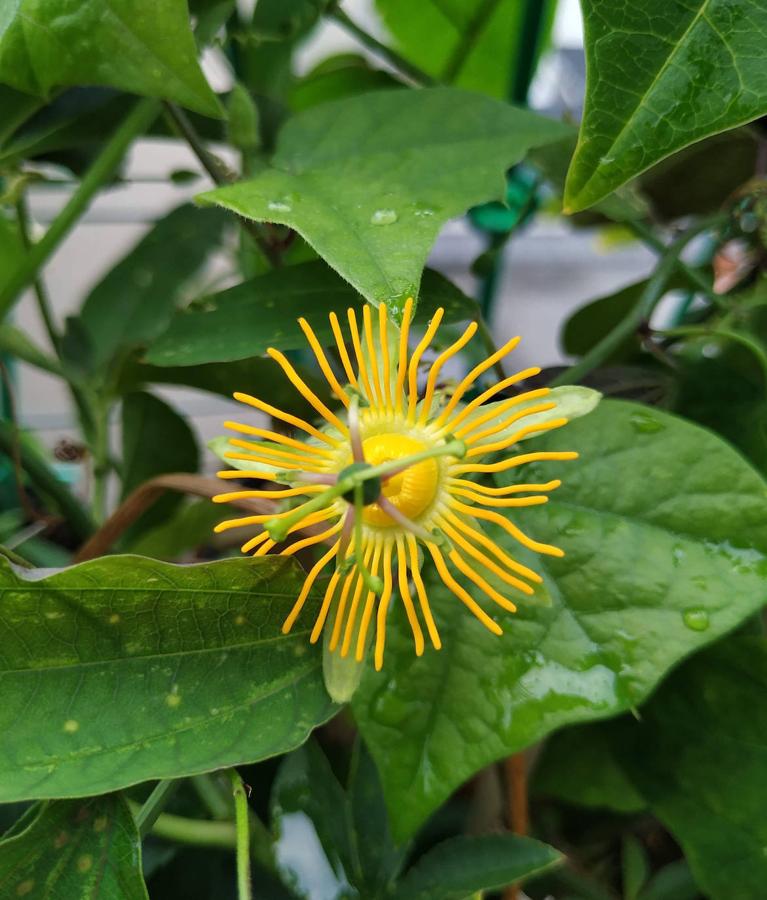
[361,433,439,526]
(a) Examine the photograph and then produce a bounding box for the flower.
[213,300,577,670]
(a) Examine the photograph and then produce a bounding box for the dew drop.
[683,608,710,631]
[63,719,79,734]
[629,411,664,434]
[370,208,398,226]
[267,199,292,213]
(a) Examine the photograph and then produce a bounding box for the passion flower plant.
[213,300,577,670]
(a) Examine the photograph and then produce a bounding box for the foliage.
[0,1,766,898]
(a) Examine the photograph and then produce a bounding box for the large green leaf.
[393,834,561,900]
[375,0,556,98]
[145,262,478,367]
[0,0,221,116]
[610,636,767,900]
[0,555,335,801]
[0,794,147,899]
[79,204,229,371]
[198,88,569,306]
[354,400,767,838]
[565,0,767,211]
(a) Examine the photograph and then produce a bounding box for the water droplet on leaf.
[629,411,664,434]
[268,199,292,213]
[683,608,710,631]
[370,208,398,226]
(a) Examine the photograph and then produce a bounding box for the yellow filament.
[282,540,341,633]
[379,302,392,411]
[216,470,278,481]
[329,311,358,387]
[240,531,270,554]
[214,506,295,533]
[439,516,537,591]
[363,304,384,407]
[457,395,553,440]
[407,307,444,421]
[467,419,569,457]
[427,543,502,635]
[418,321,478,425]
[223,452,308,471]
[394,297,413,414]
[243,508,334,553]
[449,549,520,609]
[452,450,578,475]
[213,485,325,502]
[450,488,549,508]
[407,534,441,649]
[311,568,342,644]
[448,478,561,496]
[267,348,348,434]
[340,543,373,656]
[440,375,544,433]
[442,510,542,583]
[347,308,376,402]
[374,541,395,670]
[396,535,425,655]
[435,335,521,427]
[233,392,339,446]
[450,499,564,557]
[224,421,332,456]
[227,438,326,469]
[298,317,350,406]
[355,540,383,661]
[330,552,364,651]
[282,520,344,557]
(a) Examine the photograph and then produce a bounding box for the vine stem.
[0,98,159,320]
[441,0,502,82]
[502,753,529,900]
[551,221,717,387]
[128,800,238,848]
[14,195,60,350]
[228,770,253,900]
[328,7,435,87]
[136,780,180,839]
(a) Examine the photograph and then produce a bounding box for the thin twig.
[136,780,180,839]
[503,753,529,900]
[442,0,502,82]
[228,770,253,900]
[15,195,60,351]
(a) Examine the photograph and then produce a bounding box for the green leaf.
[0,0,221,117]
[145,262,478,367]
[0,554,335,801]
[0,794,148,899]
[354,400,767,839]
[610,636,767,900]
[290,54,401,113]
[125,500,223,560]
[393,834,561,900]
[0,323,62,375]
[565,0,767,211]
[79,204,229,371]
[375,0,556,98]
[532,723,645,814]
[623,835,650,900]
[198,88,569,306]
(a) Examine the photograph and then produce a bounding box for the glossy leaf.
[611,636,767,900]
[0,555,335,802]
[0,794,147,899]
[354,400,767,838]
[80,204,229,370]
[375,0,556,98]
[290,55,400,113]
[566,0,767,210]
[0,0,221,116]
[198,88,569,306]
[145,262,478,367]
[393,834,561,900]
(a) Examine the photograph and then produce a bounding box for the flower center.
[360,433,440,526]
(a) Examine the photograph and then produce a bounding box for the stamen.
[450,499,565,557]
[223,421,332,456]
[348,395,364,463]
[418,321,478,425]
[441,511,542,583]
[363,304,384,407]
[437,373,544,433]
[226,438,327,469]
[449,548,523,606]
[427,543,503,635]
[379,302,392,411]
[394,297,414,414]
[310,568,342,644]
[396,535,425,655]
[298,317,350,406]
[233,392,339,446]
[353,484,384,594]
[467,419,569,456]
[407,307,444,422]
[448,478,561,496]
[267,348,348,435]
[373,540,395,670]
[330,545,364,651]
[246,508,335,554]
[281,519,344,557]
[340,543,373,656]
[216,469,279,480]
[223,451,311,471]
[212,485,325,502]
[458,400,557,443]
[355,539,383,661]
[347,308,376,402]
[452,450,578,475]
[281,540,341,634]
[449,488,550,508]
[407,534,441,649]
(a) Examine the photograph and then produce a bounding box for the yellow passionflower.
[213,299,577,670]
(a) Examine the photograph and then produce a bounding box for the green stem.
[162,102,282,268]
[89,394,111,522]
[228,770,252,900]
[660,325,767,390]
[476,316,506,382]
[136,780,179,839]
[442,0,502,82]
[0,544,34,569]
[128,801,238,849]
[14,195,60,350]
[329,7,435,87]
[551,223,714,387]
[192,773,233,821]
[0,98,159,320]
[0,420,95,541]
